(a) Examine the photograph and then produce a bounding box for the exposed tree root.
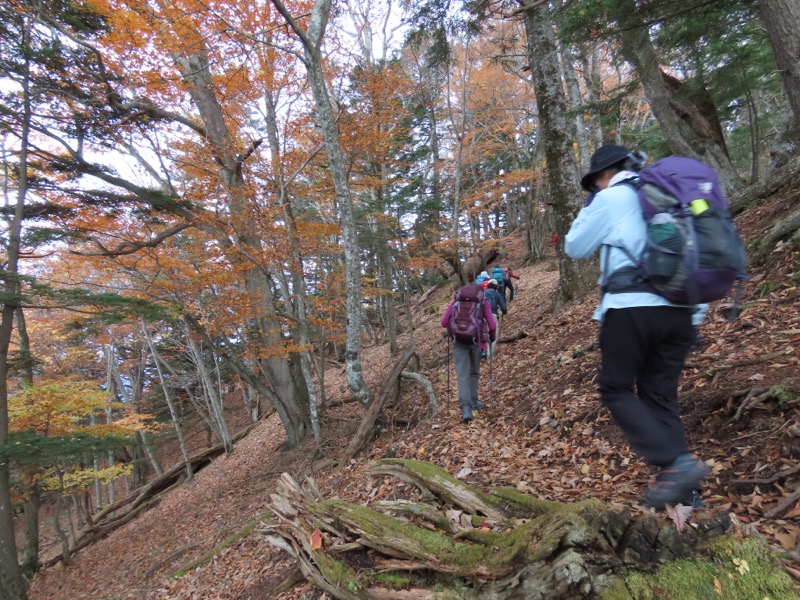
[400,370,439,413]
[741,461,800,485]
[733,379,798,421]
[260,459,742,600]
[765,487,800,518]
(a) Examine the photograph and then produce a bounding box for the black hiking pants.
[597,306,695,468]
[504,280,514,301]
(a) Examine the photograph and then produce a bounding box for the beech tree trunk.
[262,83,324,446]
[171,30,312,447]
[520,0,596,306]
[760,0,800,128]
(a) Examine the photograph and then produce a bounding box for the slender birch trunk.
[143,328,193,479]
[184,326,233,454]
[111,364,163,478]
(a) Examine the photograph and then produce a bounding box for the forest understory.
[22,181,800,599]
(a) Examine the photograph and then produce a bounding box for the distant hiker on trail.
[551,232,562,258]
[476,271,490,287]
[491,265,506,297]
[441,284,497,422]
[501,267,520,301]
[484,279,507,354]
[564,144,710,511]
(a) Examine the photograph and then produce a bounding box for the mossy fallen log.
[260,459,797,600]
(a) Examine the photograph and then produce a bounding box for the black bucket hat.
[580,144,630,191]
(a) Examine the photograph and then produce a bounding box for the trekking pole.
[488,340,494,405]
[445,335,450,402]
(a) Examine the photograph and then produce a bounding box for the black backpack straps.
[600,244,649,296]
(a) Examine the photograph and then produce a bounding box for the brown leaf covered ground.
[25,185,800,599]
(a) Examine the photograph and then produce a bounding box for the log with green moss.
[260,459,797,600]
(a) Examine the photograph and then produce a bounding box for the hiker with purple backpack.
[564,144,737,511]
[441,283,497,422]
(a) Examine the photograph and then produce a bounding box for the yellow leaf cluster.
[8,378,145,437]
[40,463,134,494]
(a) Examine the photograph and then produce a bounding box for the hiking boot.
[681,489,706,509]
[481,350,487,360]
[461,406,473,422]
[644,454,710,511]
[473,400,486,410]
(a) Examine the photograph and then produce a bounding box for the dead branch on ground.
[344,346,416,460]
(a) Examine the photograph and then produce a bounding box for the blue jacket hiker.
[441,285,497,423]
[565,144,710,511]
[491,266,505,296]
[484,281,507,318]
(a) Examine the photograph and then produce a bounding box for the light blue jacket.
[564,171,707,324]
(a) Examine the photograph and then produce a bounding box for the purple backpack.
[446,284,485,345]
[617,156,748,305]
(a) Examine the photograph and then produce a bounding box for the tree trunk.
[580,46,604,152]
[14,309,34,385]
[729,155,800,214]
[557,34,590,173]
[105,346,116,505]
[111,364,163,478]
[143,328,193,480]
[375,191,399,356]
[345,346,416,460]
[0,17,31,597]
[260,77,324,446]
[259,460,759,600]
[614,0,741,194]
[53,468,71,566]
[760,0,800,128]
[521,0,595,306]
[185,326,233,455]
[170,24,311,447]
[269,0,373,405]
[21,482,40,577]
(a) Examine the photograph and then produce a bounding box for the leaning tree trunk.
[614,0,741,194]
[760,0,800,129]
[521,0,596,306]
[257,459,798,600]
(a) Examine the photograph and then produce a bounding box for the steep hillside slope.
[27,184,800,599]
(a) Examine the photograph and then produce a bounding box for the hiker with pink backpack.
[441,283,497,422]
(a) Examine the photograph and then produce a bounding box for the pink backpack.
[446,285,485,345]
